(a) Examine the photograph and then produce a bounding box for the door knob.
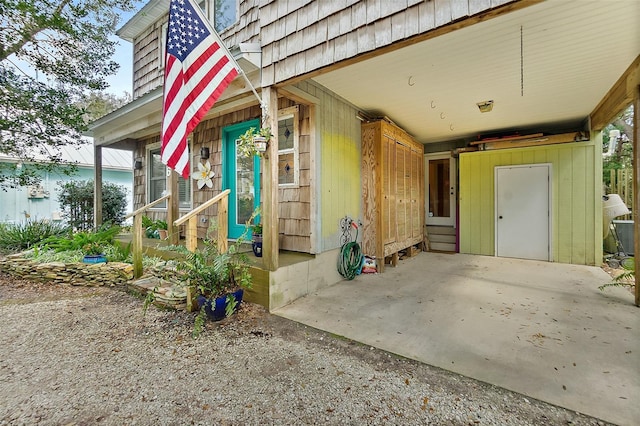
[499,216,503,219]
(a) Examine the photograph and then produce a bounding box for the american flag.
[161,0,239,178]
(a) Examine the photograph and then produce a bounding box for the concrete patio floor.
[274,252,639,425]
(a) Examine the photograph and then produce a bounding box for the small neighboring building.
[0,143,133,224]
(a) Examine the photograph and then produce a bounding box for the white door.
[425,154,456,227]
[495,164,551,261]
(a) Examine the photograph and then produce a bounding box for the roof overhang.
[89,67,263,148]
[312,0,640,144]
[117,0,169,42]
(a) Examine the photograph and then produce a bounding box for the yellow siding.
[298,83,360,251]
[459,140,603,265]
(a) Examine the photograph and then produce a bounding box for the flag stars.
[165,0,210,60]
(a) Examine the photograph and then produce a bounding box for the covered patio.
[275,252,638,425]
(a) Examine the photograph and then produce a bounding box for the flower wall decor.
[194,160,215,189]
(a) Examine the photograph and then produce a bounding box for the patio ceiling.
[312,0,640,144]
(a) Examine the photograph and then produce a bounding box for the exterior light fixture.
[134,158,143,170]
[477,100,494,113]
[200,146,210,159]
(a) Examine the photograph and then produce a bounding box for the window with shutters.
[147,143,192,209]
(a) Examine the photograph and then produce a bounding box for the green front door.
[222,120,261,239]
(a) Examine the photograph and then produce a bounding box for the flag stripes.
[161,0,239,179]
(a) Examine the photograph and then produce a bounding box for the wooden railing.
[124,194,171,279]
[124,190,230,279]
[174,189,229,253]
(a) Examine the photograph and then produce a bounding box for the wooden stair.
[426,226,457,252]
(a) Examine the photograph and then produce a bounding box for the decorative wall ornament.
[194,160,214,189]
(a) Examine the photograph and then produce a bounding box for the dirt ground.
[0,272,612,425]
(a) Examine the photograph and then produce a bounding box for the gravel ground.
[0,273,611,426]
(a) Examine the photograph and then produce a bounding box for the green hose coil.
[337,224,363,280]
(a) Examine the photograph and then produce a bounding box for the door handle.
[499,216,503,219]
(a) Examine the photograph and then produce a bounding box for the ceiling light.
[477,100,494,113]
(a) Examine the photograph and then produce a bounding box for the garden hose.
[337,222,363,280]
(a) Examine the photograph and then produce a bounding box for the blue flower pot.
[83,254,107,264]
[196,289,244,321]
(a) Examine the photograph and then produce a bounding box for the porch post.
[167,170,180,245]
[633,85,639,307]
[93,144,103,229]
[262,86,279,271]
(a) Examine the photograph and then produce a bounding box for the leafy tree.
[80,91,132,122]
[0,0,135,189]
[603,105,634,190]
[58,179,128,230]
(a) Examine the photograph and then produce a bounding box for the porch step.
[426,225,456,236]
[426,226,456,252]
[429,233,456,244]
[430,242,457,252]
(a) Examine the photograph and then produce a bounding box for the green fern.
[225,294,238,317]
[192,307,207,338]
[599,261,635,291]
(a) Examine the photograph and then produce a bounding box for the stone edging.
[0,254,134,287]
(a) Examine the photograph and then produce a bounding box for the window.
[147,144,192,209]
[277,106,299,187]
[213,0,238,33]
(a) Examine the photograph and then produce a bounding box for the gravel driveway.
[0,274,609,425]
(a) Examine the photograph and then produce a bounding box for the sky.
[105,37,135,96]
[104,2,147,96]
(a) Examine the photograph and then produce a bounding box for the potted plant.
[237,127,273,157]
[142,216,168,239]
[82,242,107,263]
[250,222,263,257]
[178,237,252,335]
[155,219,168,240]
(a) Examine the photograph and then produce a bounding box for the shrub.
[0,219,69,252]
[57,180,128,230]
[40,225,121,253]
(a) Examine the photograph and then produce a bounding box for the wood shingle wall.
[131,0,261,99]
[129,0,514,98]
[260,0,515,86]
[131,100,316,252]
[278,99,312,253]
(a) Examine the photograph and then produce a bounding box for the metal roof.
[0,139,133,171]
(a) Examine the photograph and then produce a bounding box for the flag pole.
[211,32,267,118]
[238,69,264,109]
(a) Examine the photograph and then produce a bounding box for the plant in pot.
[142,216,168,239]
[154,219,168,240]
[237,126,273,157]
[250,222,263,257]
[178,238,252,336]
[82,242,107,263]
